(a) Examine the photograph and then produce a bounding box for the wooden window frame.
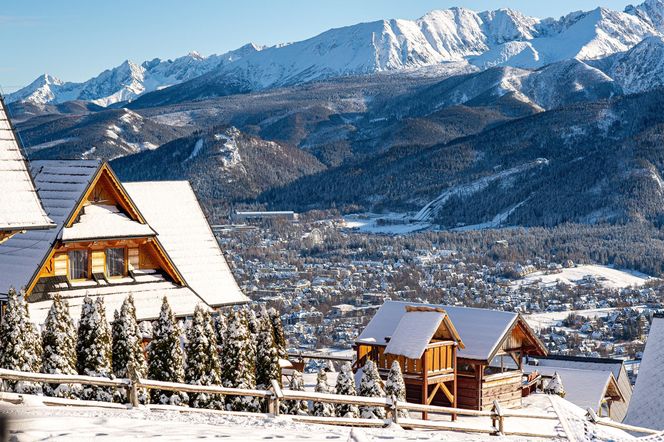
[105,246,127,278]
[67,249,90,282]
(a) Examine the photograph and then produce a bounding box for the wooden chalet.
[0,159,248,322]
[356,301,547,413]
[0,95,53,244]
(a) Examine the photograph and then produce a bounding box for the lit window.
[106,248,125,277]
[68,250,88,280]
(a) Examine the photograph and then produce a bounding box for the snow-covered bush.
[147,297,188,405]
[282,370,308,415]
[335,362,359,418]
[76,296,113,402]
[0,288,42,394]
[185,305,223,409]
[312,370,335,417]
[268,308,287,359]
[359,360,386,419]
[111,295,148,404]
[385,361,408,419]
[221,308,257,411]
[42,293,78,398]
[212,310,227,352]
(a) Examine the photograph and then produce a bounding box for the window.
[106,248,125,277]
[68,250,88,280]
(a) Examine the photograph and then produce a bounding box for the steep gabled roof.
[625,316,664,429]
[124,181,249,307]
[0,160,100,294]
[357,301,546,362]
[0,96,53,233]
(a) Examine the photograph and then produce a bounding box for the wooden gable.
[493,316,547,361]
[26,162,186,297]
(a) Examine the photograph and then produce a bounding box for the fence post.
[269,379,283,416]
[128,362,140,408]
[492,400,504,436]
[385,394,397,424]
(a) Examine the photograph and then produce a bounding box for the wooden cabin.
[356,306,464,418]
[0,159,248,323]
[0,95,53,247]
[356,301,547,412]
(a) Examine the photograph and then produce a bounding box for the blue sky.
[0,0,637,92]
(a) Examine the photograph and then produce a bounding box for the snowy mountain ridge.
[7,0,664,107]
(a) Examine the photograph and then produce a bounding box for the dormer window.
[68,250,88,280]
[106,247,125,277]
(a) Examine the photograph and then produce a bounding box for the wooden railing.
[0,368,660,438]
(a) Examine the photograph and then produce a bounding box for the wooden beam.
[426,383,441,405]
[439,382,454,404]
[421,353,428,420]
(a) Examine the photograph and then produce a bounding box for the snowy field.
[512,265,653,289]
[526,306,647,331]
[343,213,431,235]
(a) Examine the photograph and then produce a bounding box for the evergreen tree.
[111,295,148,404]
[76,296,113,401]
[212,310,227,352]
[268,307,287,359]
[312,369,335,417]
[0,288,42,394]
[359,360,386,419]
[42,294,77,398]
[185,306,223,409]
[335,362,359,418]
[220,308,257,411]
[255,308,281,389]
[384,361,408,419]
[283,370,308,415]
[147,297,188,405]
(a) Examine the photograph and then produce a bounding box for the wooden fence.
[0,368,660,438]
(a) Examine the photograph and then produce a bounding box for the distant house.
[625,314,664,429]
[0,95,54,244]
[0,160,248,322]
[356,301,547,411]
[526,354,632,421]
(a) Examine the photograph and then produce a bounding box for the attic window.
[106,248,125,277]
[68,250,88,280]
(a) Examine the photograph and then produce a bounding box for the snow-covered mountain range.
[8,1,664,107]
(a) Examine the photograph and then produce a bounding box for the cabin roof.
[625,316,664,428]
[357,301,544,362]
[124,181,249,307]
[0,98,54,232]
[0,160,100,295]
[61,204,155,242]
[525,365,622,412]
[532,355,625,379]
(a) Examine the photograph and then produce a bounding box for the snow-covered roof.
[61,204,155,241]
[357,301,527,361]
[0,97,53,232]
[385,311,444,359]
[124,181,248,307]
[533,356,623,380]
[0,160,100,294]
[625,316,664,429]
[28,279,206,324]
[524,365,617,412]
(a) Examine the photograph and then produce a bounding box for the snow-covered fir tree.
[359,360,386,419]
[283,370,308,415]
[0,288,42,394]
[385,361,409,419]
[76,296,113,401]
[147,297,188,405]
[220,308,257,411]
[312,369,335,417]
[111,295,148,404]
[255,307,281,389]
[185,305,223,409]
[268,308,287,359]
[212,310,227,352]
[335,362,359,418]
[41,293,77,397]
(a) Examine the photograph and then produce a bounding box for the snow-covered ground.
[343,213,431,235]
[526,306,647,331]
[0,392,641,441]
[512,264,653,289]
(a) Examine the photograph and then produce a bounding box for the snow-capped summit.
[7,1,664,106]
[604,35,664,93]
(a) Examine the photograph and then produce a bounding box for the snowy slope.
[9,1,664,107]
[601,35,664,93]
